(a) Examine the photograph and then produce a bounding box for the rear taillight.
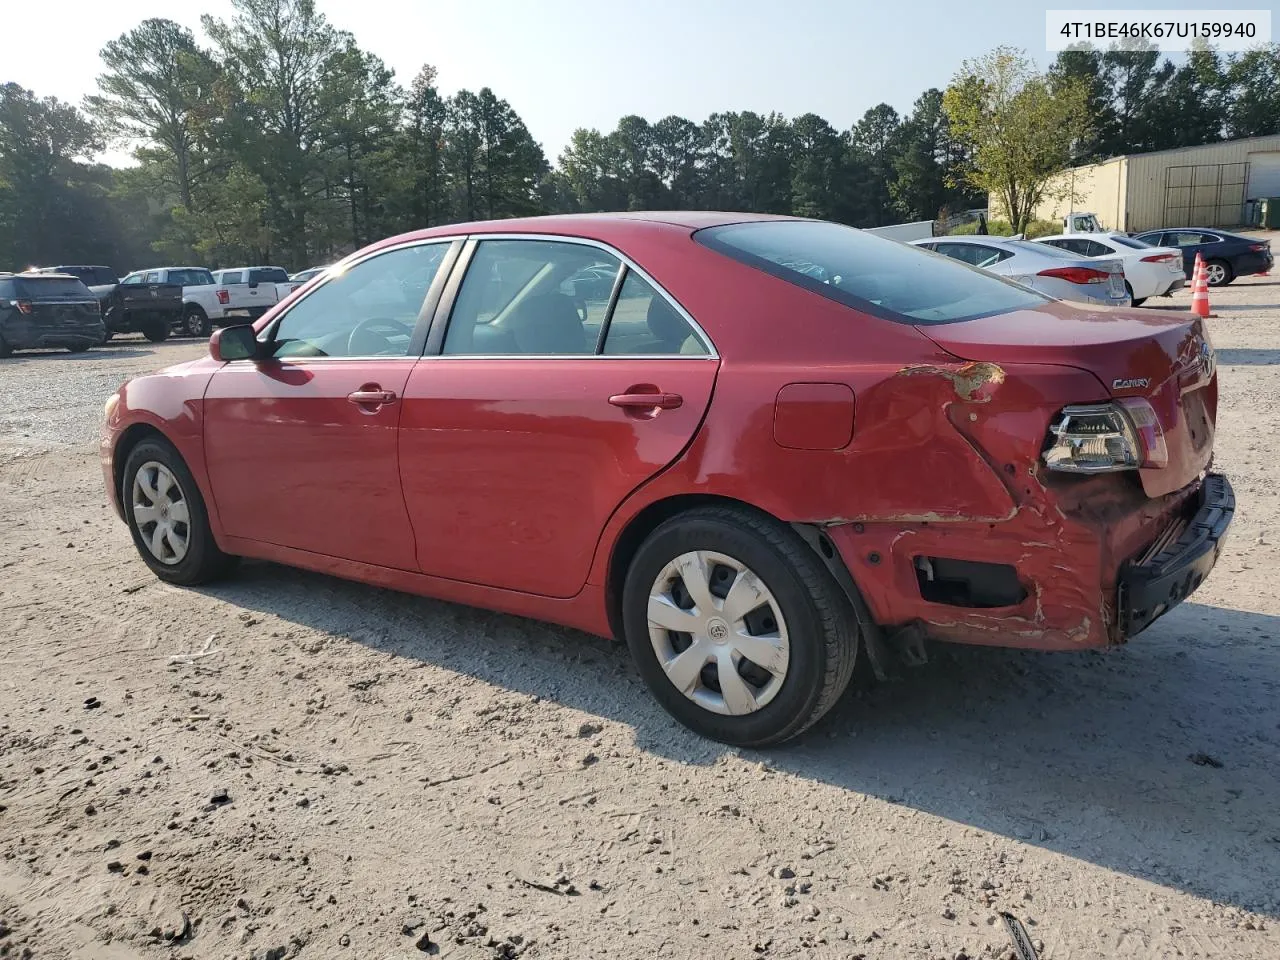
[15,299,33,315]
[1037,266,1111,285]
[1250,243,1268,252]
[1043,398,1167,473]
[216,289,230,304]
[1141,253,1178,263]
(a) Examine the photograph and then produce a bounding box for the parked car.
[0,272,106,355]
[290,265,332,284]
[1131,228,1274,286]
[210,266,300,318]
[120,267,232,337]
[36,265,182,341]
[912,236,1131,307]
[102,213,1231,746]
[1035,232,1184,305]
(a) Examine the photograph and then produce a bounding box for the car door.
[203,239,458,569]
[398,236,720,599]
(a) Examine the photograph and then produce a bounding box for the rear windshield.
[15,276,92,298]
[696,220,1050,324]
[167,269,214,286]
[1008,239,1079,259]
[1110,235,1152,250]
[250,267,289,283]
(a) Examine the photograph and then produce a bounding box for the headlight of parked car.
[1043,399,1166,473]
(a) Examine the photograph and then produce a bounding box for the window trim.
[249,237,464,364]
[423,233,718,360]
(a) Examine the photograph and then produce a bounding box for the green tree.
[87,19,220,217]
[848,104,902,225]
[788,113,845,220]
[401,64,450,227]
[1225,43,1280,138]
[944,46,1090,234]
[0,83,106,267]
[1049,46,1115,162]
[650,115,706,209]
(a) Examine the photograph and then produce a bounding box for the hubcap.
[131,462,190,564]
[1206,263,1226,285]
[647,550,790,716]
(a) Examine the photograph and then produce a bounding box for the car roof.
[367,211,805,252]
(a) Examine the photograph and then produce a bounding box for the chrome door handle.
[347,388,397,405]
[609,392,682,410]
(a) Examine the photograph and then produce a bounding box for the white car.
[1035,233,1184,306]
[911,236,1131,308]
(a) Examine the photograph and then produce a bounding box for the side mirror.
[210,324,260,362]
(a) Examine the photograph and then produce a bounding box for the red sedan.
[101,213,1233,745]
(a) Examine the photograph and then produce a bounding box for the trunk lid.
[918,302,1216,497]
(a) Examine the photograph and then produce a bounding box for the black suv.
[0,273,106,355]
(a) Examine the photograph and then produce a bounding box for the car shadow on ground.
[202,562,1280,917]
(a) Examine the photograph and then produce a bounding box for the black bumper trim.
[1119,473,1234,638]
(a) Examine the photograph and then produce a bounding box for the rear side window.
[603,272,708,356]
[1110,235,1152,250]
[14,277,91,298]
[696,221,1049,325]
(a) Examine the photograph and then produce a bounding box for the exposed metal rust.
[896,361,1007,403]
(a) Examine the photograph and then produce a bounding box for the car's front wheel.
[143,319,170,343]
[122,438,236,585]
[622,506,857,747]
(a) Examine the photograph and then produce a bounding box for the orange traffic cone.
[1190,252,1215,318]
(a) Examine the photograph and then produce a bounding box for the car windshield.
[1109,235,1152,250]
[696,220,1051,324]
[14,276,92,298]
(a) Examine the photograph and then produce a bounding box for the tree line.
[1,0,1278,273]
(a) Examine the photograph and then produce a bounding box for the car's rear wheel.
[1124,282,1146,307]
[1205,259,1233,287]
[0,333,11,357]
[122,438,236,585]
[183,305,212,338]
[143,319,170,343]
[622,506,857,746]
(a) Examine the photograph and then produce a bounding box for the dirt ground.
[2,273,1279,960]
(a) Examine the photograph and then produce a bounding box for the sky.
[2,0,1240,166]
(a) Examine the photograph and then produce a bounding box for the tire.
[0,333,11,358]
[1205,259,1233,287]
[143,319,170,343]
[66,344,91,353]
[1125,284,1146,307]
[121,437,237,586]
[183,305,212,338]
[621,505,858,747]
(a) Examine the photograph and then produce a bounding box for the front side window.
[269,243,448,359]
[443,240,621,356]
[121,273,143,285]
[220,271,243,284]
[144,271,161,283]
[603,272,709,355]
[697,221,1050,325]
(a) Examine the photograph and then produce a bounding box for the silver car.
[911,236,1131,308]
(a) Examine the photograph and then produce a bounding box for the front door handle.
[348,387,397,406]
[609,392,683,410]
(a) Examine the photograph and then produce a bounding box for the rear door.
[203,241,457,569]
[398,236,719,598]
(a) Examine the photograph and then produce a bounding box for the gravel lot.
[2,273,1279,959]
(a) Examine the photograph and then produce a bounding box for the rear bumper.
[1118,473,1233,637]
[828,472,1232,651]
[0,318,105,349]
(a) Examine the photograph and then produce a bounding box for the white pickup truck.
[210,266,301,321]
[120,267,232,337]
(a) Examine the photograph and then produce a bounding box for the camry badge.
[1112,377,1150,390]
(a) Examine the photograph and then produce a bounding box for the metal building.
[993,134,1280,233]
